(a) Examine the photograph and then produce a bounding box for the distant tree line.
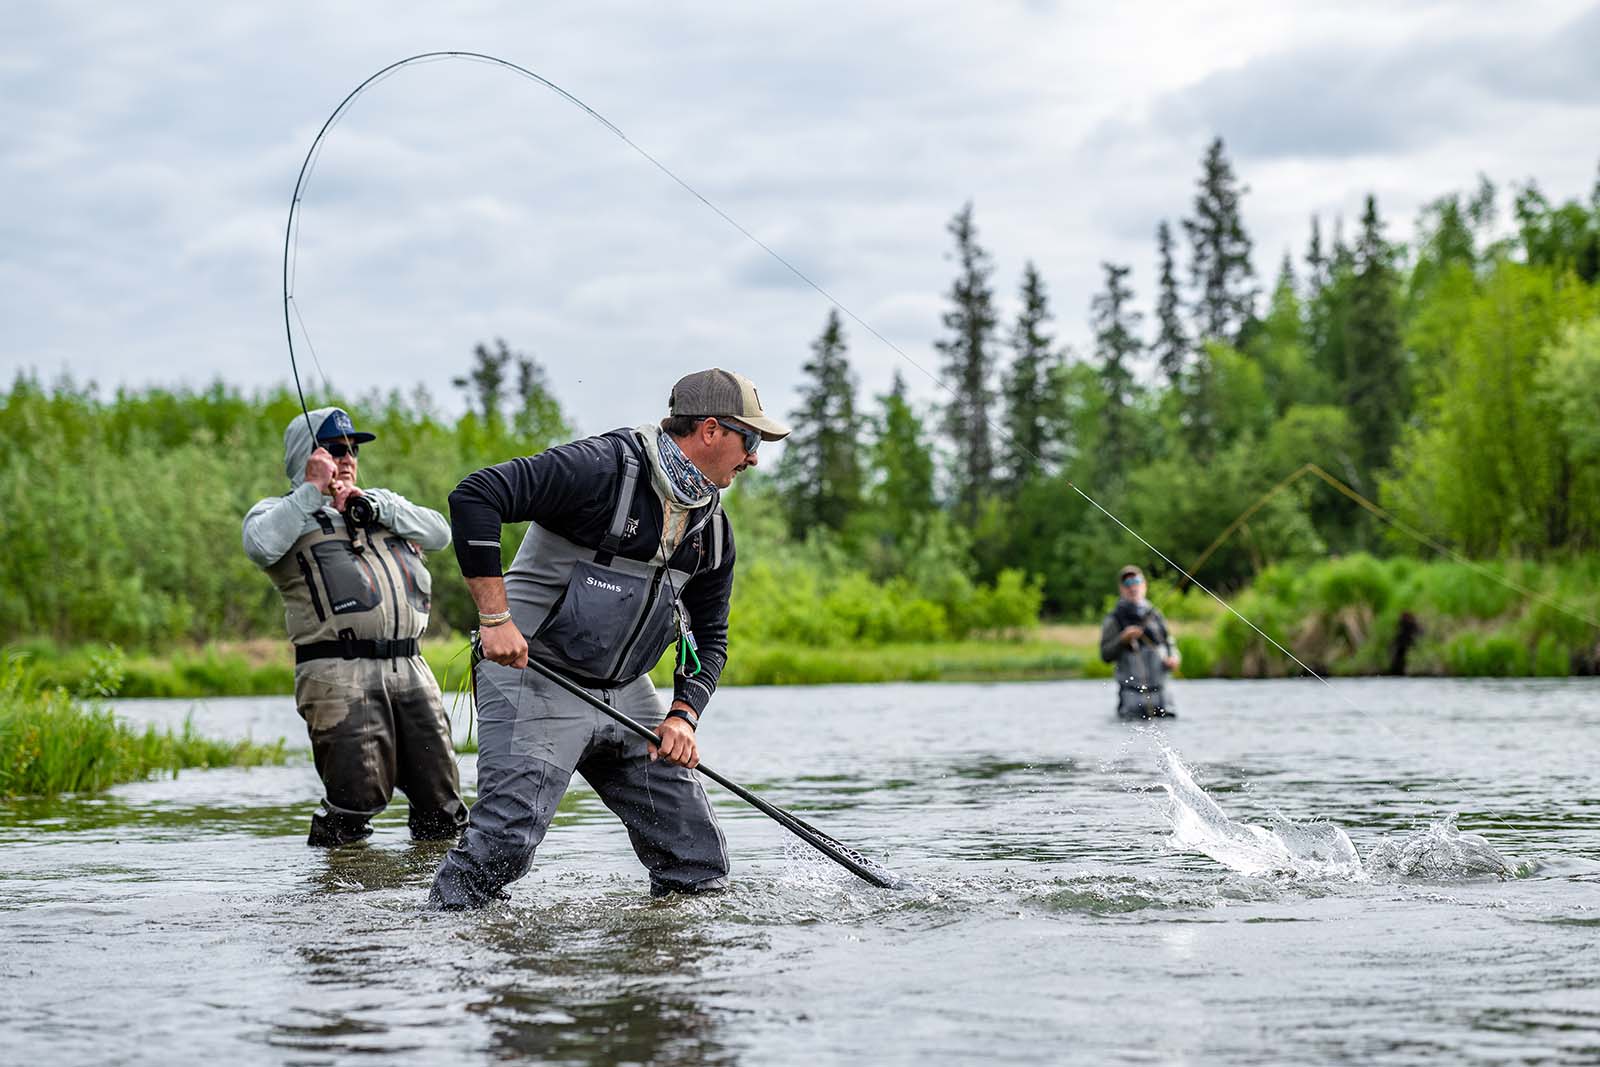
[5,139,1599,651]
[770,138,1600,615]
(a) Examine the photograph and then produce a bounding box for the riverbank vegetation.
[1189,554,1600,678]
[3,146,1599,682]
[10,635,1097,699]
[0,657,287,799]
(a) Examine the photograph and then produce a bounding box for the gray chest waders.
[264,507,434,656]
[531,437,717,687]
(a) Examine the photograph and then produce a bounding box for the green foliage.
[1152,220,1188,389]
[0,355,575,646]
[1382,263,1600,555]
[1174,634,1213,679]
[776,309,863,536]
[1442,632,1525,678]
[1092,261,1144,480]
[7,157,1600,685]
[652,639,1088,687]
[1183,136,1257,346]
[1312,554,1392,615]
[855,371,938,570]
[0,654,287,798]
[1344,194,1409,477]
[1251,258,1329,413]
[1193,554,1600,678]
[936,201,1001,521]
[1000,262,1065,486]
[723,519,1035,649]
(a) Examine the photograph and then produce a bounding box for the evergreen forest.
[5,140,1600,680]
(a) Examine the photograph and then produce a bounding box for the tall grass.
[0,656,287,799]
[1198,553,1600,678]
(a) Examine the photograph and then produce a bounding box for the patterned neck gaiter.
[651,427,718,507]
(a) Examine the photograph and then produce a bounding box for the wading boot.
[306,806,374,847]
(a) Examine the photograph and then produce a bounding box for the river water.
[3,678,1597,1065]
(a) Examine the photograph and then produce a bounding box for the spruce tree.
[1253,254,1319,413]
[1000,262,1062,488]
[1344,194,1407,480]
[1151,220,1188,390]
[453,339,514,423]
[1304,216,1329,302]
[1310,217,1355,389]
[935,202,999,521]
[1304,218,1333,385]
[513,353,572,450]
[1091,262,1143,480]
[868,370,937,538]
[776,309,863,535]
[1183,137,1257,345]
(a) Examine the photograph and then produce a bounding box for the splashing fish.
[1160,746,1362,878]
[1363,816,1518,880]
[1158,745,1516,881]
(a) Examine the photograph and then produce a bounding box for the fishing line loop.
[282,51,1551,852]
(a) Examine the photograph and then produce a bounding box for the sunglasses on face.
[322,441,360,459]
[1122,576,1144,587]
[715,419,760,455]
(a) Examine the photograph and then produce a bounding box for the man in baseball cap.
[1100,564,1181,720]
[430,367,786,908]
[668,367,791,442]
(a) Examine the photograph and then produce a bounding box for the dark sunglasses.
[1121,575,1144,587]
[715,418,760,455]
[322,441,360,459]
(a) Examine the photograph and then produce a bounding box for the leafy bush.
[0,654,287,798]
[1189,553,1600,677]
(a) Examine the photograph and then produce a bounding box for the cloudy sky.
[4,1,1598,440]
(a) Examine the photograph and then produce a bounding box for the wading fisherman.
[1100,565,1180,719]
[242,407,467,845]
[429,369,788,908]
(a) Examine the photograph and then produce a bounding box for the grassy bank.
[6,631,1106,700]
[0,657,288,799]
[13,549,1595,704]
[652,638,1104,687]
[1187,554,1600,678]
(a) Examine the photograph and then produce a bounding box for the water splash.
[1364,815,1522,881]
[1160,745,1362,878]
[1157,743,1520,882]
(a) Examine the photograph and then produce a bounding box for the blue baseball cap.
[316,408,376,444]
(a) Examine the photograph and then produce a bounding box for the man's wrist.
[665,707,699,731]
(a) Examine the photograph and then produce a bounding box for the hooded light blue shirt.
[241,406,450,568]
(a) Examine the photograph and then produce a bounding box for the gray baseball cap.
[668,368,791,441]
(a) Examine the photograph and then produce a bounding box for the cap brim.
[320,431,377,444]
[742,414,791,441]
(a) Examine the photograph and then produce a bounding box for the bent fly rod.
[280,50,1564,873]
[283,52,908,890]
[520,657,907,890]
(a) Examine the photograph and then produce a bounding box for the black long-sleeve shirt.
[448,429,734,714]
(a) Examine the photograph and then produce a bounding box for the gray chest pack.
[513,435,721,687]
[264,508,434,647]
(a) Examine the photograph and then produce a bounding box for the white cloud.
[2,0,1598,446]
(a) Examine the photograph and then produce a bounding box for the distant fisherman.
[242,407,467,845]
[430,369,788,908]
[1099,565,1179,719]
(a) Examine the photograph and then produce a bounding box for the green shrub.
[1531,633,1569,676]
[1313,553,1393,614]
[1443,632,1525,677]
[0,655,287,798]
[1175,635,1213,679]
